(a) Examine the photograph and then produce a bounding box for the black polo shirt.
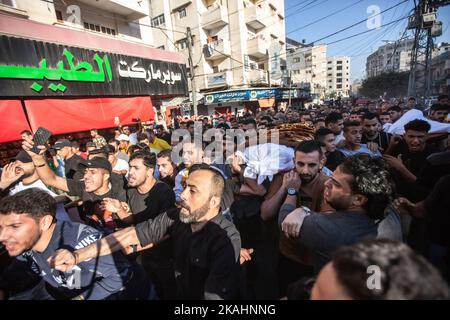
[135,209,241,300]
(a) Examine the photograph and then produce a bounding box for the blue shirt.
[338,144,381,158]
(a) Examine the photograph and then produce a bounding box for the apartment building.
[0,0,187,144]
[365,39,415,78]
[286,37,327,99]
[326,56,351,98]
[148,0,287,92]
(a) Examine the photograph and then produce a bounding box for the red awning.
[24,96,154,135]
[0,100,31,143]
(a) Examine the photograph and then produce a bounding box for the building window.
[329,86,332,88]
[157,45,165,50]
[0,0,15,7]
[84,22,116,36]
[336,78,342,83]
[179,8,187,19]
[337,73,342,77]
[55,10,63,22]
[293,58,300,63]
[177,38,189,50]
[337,66,342,70]
[327,67,332,70]
[151,14,165,27]
[337,60,342,64]
[337,84,342,89]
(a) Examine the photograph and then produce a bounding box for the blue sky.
[284,0,450,81]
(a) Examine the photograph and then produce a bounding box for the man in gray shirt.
[279,155,397,273]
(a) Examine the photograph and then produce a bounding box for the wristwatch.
[287,188,298,196]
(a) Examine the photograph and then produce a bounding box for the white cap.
[118,134,130,141]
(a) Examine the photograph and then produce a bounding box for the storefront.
[203,87,310,116]
[0,13,188,165]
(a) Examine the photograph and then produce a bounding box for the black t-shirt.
[135,209,242,300]
[126,181,176,224]
[425,175,450,249]
[391,142,437,201]
[64,154,84,180]
[361,131,391,153]
[325,150,345,171]
[67,179,126,232]
[416,150,450,195]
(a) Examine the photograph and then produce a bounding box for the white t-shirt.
[9,180,71,221]
[113,158,130,175]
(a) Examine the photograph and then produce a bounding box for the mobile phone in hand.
[31,127,52,154]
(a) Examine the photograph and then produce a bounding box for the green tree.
[360,71,409,99]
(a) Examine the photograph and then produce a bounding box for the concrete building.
[326,56,351,98]
[0,0,155,45]
[430,46,450,95]
[148,0,287,92]
[286,37,327,100]
[365,39,415,78]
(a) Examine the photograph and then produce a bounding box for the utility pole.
[187,27,198,116]
[407,0,447,98]
[288,70,292,110]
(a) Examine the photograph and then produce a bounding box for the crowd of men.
[0,94,449,300]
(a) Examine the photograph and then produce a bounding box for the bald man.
[48,165,242,300]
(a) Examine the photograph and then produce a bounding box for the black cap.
[78,158,112,173]
[54,139,72,150]
[13,150,32,163]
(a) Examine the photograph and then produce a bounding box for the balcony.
[245,5,266,30]
[206,71,233,88]
[201,5,229,30]
[247,35,267,58]
[77,0,147,20]
[247,69,266,84]
[205,39,231,61]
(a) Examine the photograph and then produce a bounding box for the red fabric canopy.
[0,100,31,143]
[24,96,154,135]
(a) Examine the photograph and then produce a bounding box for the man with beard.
[279,155,395,273]
[53,139,84,180]
[156,150,178,188]
[261,141,332,297]
[338,121,381,158]
[0,189,153,300]
[48,165,242,300]
[101,151,176,299]
[173,142,204,203]
[325,112,345,144]
[361,112,391,154]
[21,137,126,234]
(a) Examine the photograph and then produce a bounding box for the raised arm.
[22,137,69,192]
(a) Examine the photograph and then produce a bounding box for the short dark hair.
[339,155,394,219]
[0,188,56,220]
[381,112,390,116]
[241,118,257,128]
[157,149,172,160]
[343,120,361,132]
[387,105,401,113]
[325,112,343,126]
[90,128,98,133]
[408,97,416,102]
[137,132,148,142]
[314,128,334,140]
[130,151,156,169]
[333,239,450,300]
[404,119,431,133]
[295,140,323,158]
[71,141,80,149]
[155,124,164,130]
[108,139,119,145]
[313,118,325,125]
[186,120,195,128]
[430,103,449,112]
[88,148,108,159]
[437,94,448,102]
[362,112,380,122]
[20,130,32,136]
[189,164,225,199]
